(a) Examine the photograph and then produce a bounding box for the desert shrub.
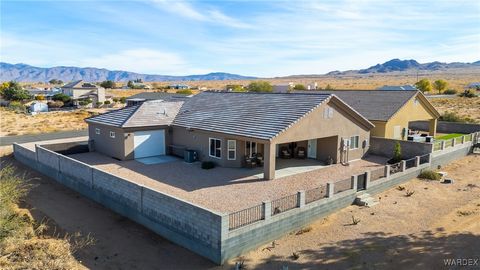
[388,142,402,164]
[439,111,475,123]
[104,100,111,105]
[176,89,193,95]
[293,84,307,90]
[112,97,119,103]
[247,81,273,92]
[35,95,45,101]
[119,97,126,104]
[8,101,26,113]
[443,89,457,95]
[95,101,103,107]
[418,170,441,180]
[47,100,64,108]
[52,93,71,103]
[201,161,215,169]
[460,89,477,98]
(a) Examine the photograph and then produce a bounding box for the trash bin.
[184,150,197,163]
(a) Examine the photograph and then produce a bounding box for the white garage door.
[133,130,166,159]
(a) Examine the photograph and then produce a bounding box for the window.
[227,140,236,160]
[110,131,115,138]
[245,141,257,158]
[209,138,221,158]
[323,107,334,119]
[349,135,359,149]
[95,128,100,135]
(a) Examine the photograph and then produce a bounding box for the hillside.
[0,63,256,82]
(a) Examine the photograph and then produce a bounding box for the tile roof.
[126,92,190,100]
[85,100,184,128]
[313,90,419,121]
[173,92,332,140]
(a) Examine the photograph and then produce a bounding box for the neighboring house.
[377,85,417,91]
[169,84,190,90]
[26,88,61,100]
[86,92,374,179]
[62,80,106,105]
[467,82,480,90]
[273,82,294,93]
[316,90,440,140]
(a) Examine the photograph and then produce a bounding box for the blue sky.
[1,0,479,77]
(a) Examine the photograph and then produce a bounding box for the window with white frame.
[110,131,115,138]
[95,128,100,135]
[209,138,221,158]
[349,135,359,149]
[245,141,257,158]
[227,140,236,160]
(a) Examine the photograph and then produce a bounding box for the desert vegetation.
[0,164,91,269]
[430,97,480,123]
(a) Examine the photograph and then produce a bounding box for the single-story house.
[86,92,375,179]
[315,90,440,140]
[169,84,190,90]
[29,102,48,114]
[62,80,106,105]
[125,92,191,106]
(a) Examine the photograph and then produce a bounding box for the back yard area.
[2,147,478,270]
[69,151,386,213]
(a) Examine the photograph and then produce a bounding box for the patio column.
[264,142,276,180]
[428,119,437,136]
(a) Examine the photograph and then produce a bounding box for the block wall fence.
[13,133,478,264]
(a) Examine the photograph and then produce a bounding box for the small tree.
[127,80,134,89]
[293,84,307,90]
[433,80,447,94]
[119,97,126,104]
[415,79,432,93]
[325,84,334,90]
[393,142,402,163]
[35,94,45,101]
[52,93,71,103]
[247,81,273,92]
[100,80,116,89]
[1,81,32,101]
[112,97,119,103]
[96,101,103,107]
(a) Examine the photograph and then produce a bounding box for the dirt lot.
[430,97,480,123]
[1,146,478,270]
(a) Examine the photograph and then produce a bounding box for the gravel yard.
[69,152,386,213]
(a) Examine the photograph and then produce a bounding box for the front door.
[307,139,317,159]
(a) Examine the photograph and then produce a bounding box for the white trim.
[349,135,359,149]
[209,137,222,159]
[110,131,115,138]
[95,128,100,135]
[227,140,236,160]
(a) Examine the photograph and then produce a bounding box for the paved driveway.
[70,152,387,213]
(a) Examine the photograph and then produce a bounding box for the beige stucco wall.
[383,95,437,139]
[370,121,387,137]
[273,99,371,163]
[88,123,127,160]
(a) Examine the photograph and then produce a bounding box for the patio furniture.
[244,155,257,168]
[280,147,292,159]
[296,147,306,159]
[253,153,264,166]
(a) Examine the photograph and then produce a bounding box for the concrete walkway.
[0,129,87,146]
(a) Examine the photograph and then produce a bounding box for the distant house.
[169,84,190,90]
[273,82,294,93]
[62,80,106,105]
[467,82,480,90]
[26,88,61,100]
[377,85,417,91]
[125,92,191,107]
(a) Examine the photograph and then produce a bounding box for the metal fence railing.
[334,178,352,194]
[305,185,327,204]
[229,204,264,230]
[419,154,430,165]
[405,158,416,170]
[271,194,298,216]
[465,134,473,142]
[390,162,403,175]
[455,136,463,145]
[370,167,386,182]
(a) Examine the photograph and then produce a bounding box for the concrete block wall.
[13,143,224,264]
[221,190,357,263]
[369,137,434,159]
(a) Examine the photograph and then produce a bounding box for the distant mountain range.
[1,59,479,82]
[325,59,480,76]
[0,62,256,82]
